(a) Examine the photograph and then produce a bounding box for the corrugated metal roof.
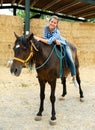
[0,0,95,19]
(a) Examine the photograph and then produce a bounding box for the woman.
[34,15,78,87]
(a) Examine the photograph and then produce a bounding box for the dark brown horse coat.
[10,33,84,125]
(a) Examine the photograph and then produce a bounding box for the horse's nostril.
[14,68,18,73]
[14,67,21,76]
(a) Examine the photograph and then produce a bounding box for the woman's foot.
[73,79,79,87]
[72,76,79,87]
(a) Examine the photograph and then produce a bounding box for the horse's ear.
[27,33,34,41]
[14,32,19,38]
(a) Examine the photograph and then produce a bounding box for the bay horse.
[10,33,84,125]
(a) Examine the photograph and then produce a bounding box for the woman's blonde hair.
[49,15,59,28]
[49,15,59,23]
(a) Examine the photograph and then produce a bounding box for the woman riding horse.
[34,15,78,88]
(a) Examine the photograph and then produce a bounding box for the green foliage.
[88,18,95,23]
[16,10,25,20]
[16,9,38,20]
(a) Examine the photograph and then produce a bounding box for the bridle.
[14,51,33,64]
[13,39,39,65]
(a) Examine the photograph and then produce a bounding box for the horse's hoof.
[59,96,65,100]
[35,116,42,121]
[49,119,57,125]
[80,97,84,102]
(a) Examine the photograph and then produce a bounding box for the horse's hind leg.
[35,79,45,121]
[76,67,84,101]
[59,77,67,100]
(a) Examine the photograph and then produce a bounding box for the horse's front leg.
[49,79,57,125]
[35,79,45,121]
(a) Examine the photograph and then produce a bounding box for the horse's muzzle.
[10,65,22,76]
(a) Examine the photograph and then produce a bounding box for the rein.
[14,52,33,64]
[29,45,55,70]
[54,45,66,77]
[30,44,66,77]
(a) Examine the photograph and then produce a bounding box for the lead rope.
[29,45,55,70]
[54,45,66,77]
[29,44,66,77]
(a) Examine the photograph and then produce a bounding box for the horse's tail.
[75,48,79,68]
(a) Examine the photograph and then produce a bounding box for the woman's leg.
[65,45,78,87]
[65,45,76,76]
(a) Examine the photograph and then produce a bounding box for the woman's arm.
[34,36,48,44]
[34,27,62,45]
[34,36,61,45]
[43,26,61,44]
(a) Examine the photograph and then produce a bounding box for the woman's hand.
[56,40,61,45]
[34,36,41,41]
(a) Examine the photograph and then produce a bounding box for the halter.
[14,52,33,64]
[13,40,38,65]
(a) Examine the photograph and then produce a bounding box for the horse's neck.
[40,42,54,56]
[34,42,54,63]
[32,37,54,54]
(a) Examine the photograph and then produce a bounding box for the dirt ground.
[0,65,95,130]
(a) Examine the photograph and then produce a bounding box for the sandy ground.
[0,65,95,130]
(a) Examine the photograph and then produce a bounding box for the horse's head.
[10,32,35,76]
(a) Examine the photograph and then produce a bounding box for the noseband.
[14,52,33,64]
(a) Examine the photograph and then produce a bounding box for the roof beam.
[18,0,23,5]
[11,0,23,5]
[78,0,95,5]
[85,14,95,19]
[77,10,95,17]
[56,0,81,12]
[30,8,87,21]
[0,4,87,21]
[67,5,95,15]
[30,0,40,7]
[11,0,16,5]
[42,0,61,10]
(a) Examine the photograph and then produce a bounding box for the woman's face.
[49,18,58,31]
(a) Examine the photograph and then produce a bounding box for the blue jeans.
[65,45,76,76]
